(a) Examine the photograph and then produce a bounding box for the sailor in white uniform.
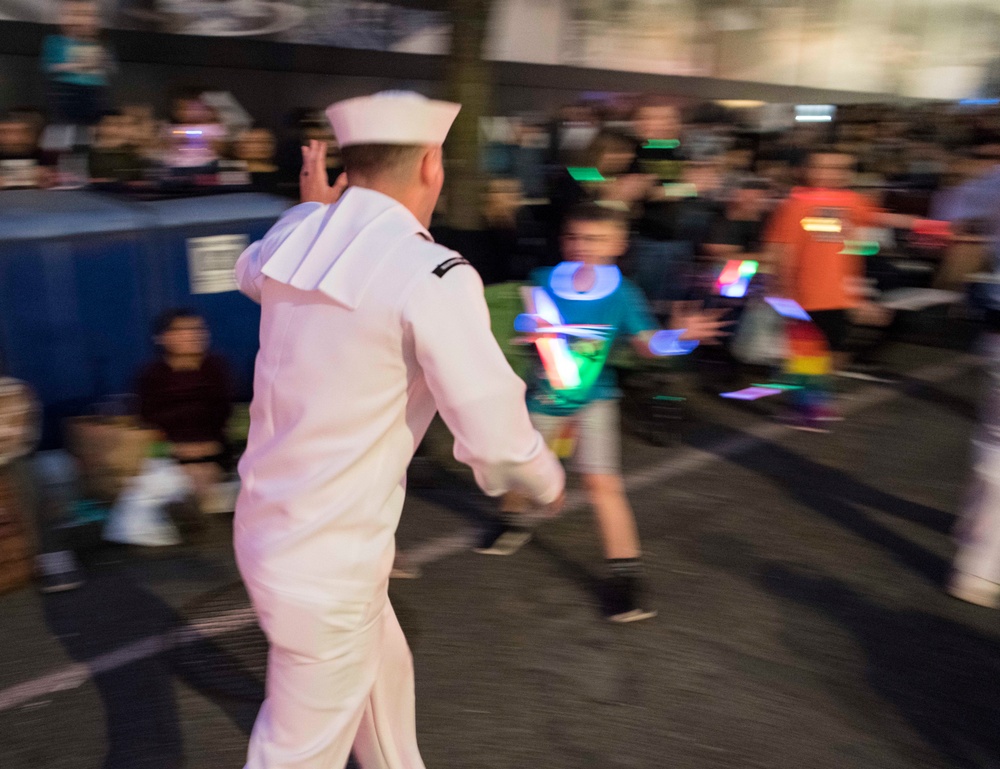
[233,91,565,769]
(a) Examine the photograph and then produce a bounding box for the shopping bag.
[103,457,193,547]
[731,298,787,366]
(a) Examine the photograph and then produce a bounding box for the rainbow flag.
[783,320,831,377]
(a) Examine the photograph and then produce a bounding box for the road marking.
[0,607,258,713]
[402,357,978,569]
[0,356,978,713]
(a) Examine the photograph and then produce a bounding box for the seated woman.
[161,90,227,186]
[136,309,233,509]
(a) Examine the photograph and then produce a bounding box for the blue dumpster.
[142,193,289,400]
[0,191,154,441]
[0,190,288,445]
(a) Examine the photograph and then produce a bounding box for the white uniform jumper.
[234,186,564,769]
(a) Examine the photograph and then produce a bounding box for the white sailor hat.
[326,91,461,148]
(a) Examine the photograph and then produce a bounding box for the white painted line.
[397,529,478,567]
[405,356,977,569]
[0,666,91,712]
[0,607,258,712]
[0,355,978,713]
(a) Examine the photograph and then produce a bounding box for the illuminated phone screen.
[715,260,758,298]
[764,297,812,321]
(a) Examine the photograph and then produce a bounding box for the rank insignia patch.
[432,257,471,278]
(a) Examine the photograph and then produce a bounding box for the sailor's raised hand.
[301,140,348,205]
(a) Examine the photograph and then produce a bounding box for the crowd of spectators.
[7,1,1000,598]
[0,85,285,195]
[4,0,998,219]
[449,96,1000,302]
[0,0,287,195]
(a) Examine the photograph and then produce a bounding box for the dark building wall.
[0,19,900,126]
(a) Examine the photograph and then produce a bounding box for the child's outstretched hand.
[671,301,732,344]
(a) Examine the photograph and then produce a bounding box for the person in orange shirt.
[764,149,920,429]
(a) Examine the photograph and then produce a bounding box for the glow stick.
[536,338,581,389]
[716,259,758,298]
[717,260,742,285]
[721,387,784,401]
[525,287,583,390]
[515,322,611,339]
[539,324,611,338]
[644,139,680,149]
[765,297,812,322]
[663,183,698,198]
[801,217,842,234]
[532,287,563,326]
[840,241,880,256]
[751,383,803,391]
[567,167,606,182]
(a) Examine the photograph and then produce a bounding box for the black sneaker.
[36,551,84,594]
[474,523,533,556]
[601,574,657,623]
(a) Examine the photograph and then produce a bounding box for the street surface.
[1,338,997,769]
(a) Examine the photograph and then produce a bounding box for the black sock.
[607,557,642,578]
[499,513,532,530]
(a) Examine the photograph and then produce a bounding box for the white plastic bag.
[731,298,787,366]
[103,458,193,547]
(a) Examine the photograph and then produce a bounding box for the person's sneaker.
[601,575,657,623]
[812,405,844,422]
[35,551,84,594]
[778,410,830,433]
[947,571,1000,609]
[474,523,533,556]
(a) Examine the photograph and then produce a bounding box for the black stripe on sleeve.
[432,256,472,278]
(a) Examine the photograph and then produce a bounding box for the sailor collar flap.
[261,187,432,310]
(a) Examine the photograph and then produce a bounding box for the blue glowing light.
[648,329,698,357]
[548,262,622,301]
[764,297,812,322]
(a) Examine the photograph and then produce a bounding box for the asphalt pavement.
[1,339,997,769]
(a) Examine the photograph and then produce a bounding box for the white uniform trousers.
[954,333,1000,585]
[243,580,424,769]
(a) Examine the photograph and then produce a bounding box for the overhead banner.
[0,0,451,53]
[3,0,999,98]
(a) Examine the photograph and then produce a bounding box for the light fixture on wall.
[794,104,835,122]
[715,100,766,109]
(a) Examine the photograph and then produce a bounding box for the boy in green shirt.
[477,203,727,622]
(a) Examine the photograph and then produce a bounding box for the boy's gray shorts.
[529,399,621,475]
